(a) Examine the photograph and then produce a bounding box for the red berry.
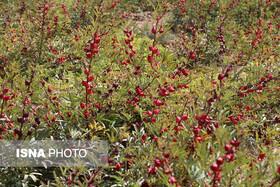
[182,69,188,76]
[3,88,8,93]
[86,52,92,59]
[163,152,170,158]
[148,55,152,63]
[248,88,253,92]
[134,97,140,102]
[80,103,85,109]
[125,39,129,44]
[214,122,219,128]
[156,100,163,106]
[142,134,147,142]
[225,143,231,151]
[216,157,223,166]
[218,74,224,80]
[155,159,162,167]
[190,54,196,59]
[174,125,180,131]
[258,153,265,160]
[176,117,181,123]
[88,75,94,81]
[226,154,234,162]
[84,68,89,75]
[87,89,92,95]
[168,86,175,92]
[210,163,218,172]
[115,163,121,170]
[168,176,176,184]
[215,173,222,181]
[151,27,156,34]
[52,116,56,122]
[86,83,91,88]
[3,95,10,101]
[207,126,212,134]
[193,126,200,134]
[195,137,202,143]
[181,115,188,121]
[153,109,160,115]
[153,48,159,55]
[82,80,87,86]
[95,38,100,44]
[93,49,99,54]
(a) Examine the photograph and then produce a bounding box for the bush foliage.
[0,0,280,186]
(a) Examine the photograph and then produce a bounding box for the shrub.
[0,0,279,186]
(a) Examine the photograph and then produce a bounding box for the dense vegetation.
[0,0,279,186]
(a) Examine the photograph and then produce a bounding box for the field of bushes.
[0,0,280,186]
